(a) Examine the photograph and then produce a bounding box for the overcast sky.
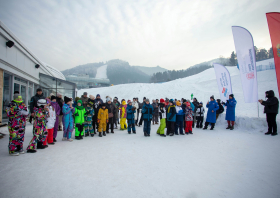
[0,0,279,71]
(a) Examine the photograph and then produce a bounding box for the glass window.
[14,76,27,84]
[21,85,26,104]
[2,73,11,119]
[14,83,20,93]
[28,87,32,108]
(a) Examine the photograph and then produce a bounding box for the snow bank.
[95,65,108,79]
[79,67,279,131]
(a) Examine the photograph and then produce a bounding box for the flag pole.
[257,102,259,117]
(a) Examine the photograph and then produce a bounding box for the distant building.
[0,20,76,122]
[66,74,110,89]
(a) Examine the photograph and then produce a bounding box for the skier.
[97,103,109,137]
[156,98,166,137]
[142,99,154,136]
[203,96,219,130]
[26,99,49,153]
[6,93,29,155]
[62,96,75,141]
[259,90,279,136]
[175,101,185,135]
[106,97,116,133]
[43,98,56,146]
[166,99,176,136]
[224,94,237,130]
[120,100,127,130]
[126,100,136,134]
[196,102,205,128]
[185,102,193,134]
[74,100,86,140]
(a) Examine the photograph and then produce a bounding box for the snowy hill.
[132,65,168,76]
[79,67,279,131]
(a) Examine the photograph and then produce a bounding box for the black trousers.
[167,121,175,135]
[139,114,144,126]
[107,117,114,132]
[205,122,215,128]
[196,116,204,128]
[136,109,140,124]
[267,113,277,133]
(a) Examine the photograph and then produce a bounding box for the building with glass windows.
[0,20,76,122]
[65,74,110,89]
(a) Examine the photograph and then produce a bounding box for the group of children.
[5,90,237,155]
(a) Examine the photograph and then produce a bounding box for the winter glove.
[106,120,109,123]
[132,107,136,111]
[226,100,229,103]
[97,119,100,123]
[74,113,79,117]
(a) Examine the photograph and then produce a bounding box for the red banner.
[266,12,280,97]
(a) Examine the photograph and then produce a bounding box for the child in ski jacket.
[84,101,95,136]
[141,99,154,136]
[27,99,49,153]
[74,100,86,140]
[6,94,29,155]
[157,98,166,137]
[62,96,75,141]
[175,101,185,135]
[126,100,136,134]
[196,102,205,128]
[44,98,56,146]
[185,102,193,134]
[167,99,176,136]
[97,103,109,137]
[120,100,127,130]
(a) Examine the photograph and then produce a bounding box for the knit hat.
[37,99,47,107]
[64,96,71,104]
[51,96,56,101]
[199,102,203,105]
[101,103,106,107]
[160,98,165,103]
[229,94,234,98]
[183,99,187,103]
[210,95,215,100]
[106,97,112,102]
[89,95,95,100]
[77,100,83,105]
[57,93,62,97]
[127,100,132,104]
[169,99,174,104]
[186,102,191,107]
[96,94,100,97]
[145,98,150,102]
[176,101,181,106]
[14,93,21,100]
[36,88,42,92]
[83,92,87,95]
[143,97,146,100]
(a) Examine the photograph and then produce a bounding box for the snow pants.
[143,120,151,135]
[266,113,277,133]
[152,114,158,123]
[185,121,193,133]
[175,121,184,134]
[8,125,25,154]
[157,118,166,135]
[44,128,54,145]
[120,118,127,130]
[85,121,94,135]
[98,122,107,132]
[27,124,47,150]
[196,116,204,128]
[127,119,135,132]
[53,116,59,138]
[75,123,84,136]
[166,121,175,135]
[58,115,63,130]
[63,121,74,139]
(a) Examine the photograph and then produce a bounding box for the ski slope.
[95,65,108,79]
[79,67,279,132]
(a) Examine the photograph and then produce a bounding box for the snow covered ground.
[95,65,108,79]
[0,122,280,198]
[79,67,280,131]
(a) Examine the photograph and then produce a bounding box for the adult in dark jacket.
[216,99,224,120]
[56,93,64,131]
[113,97,120,128]
[152,100,159,125]
[203,96,219,130]
[224,94,237,130]
[126,100,136,134]
[30,88,45,116]
[105,97,116,133]
[167,99,176,136]
[135,98,140,125]
[80,92,89,107]
[259,90,279,136]
[141,99,154,136]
